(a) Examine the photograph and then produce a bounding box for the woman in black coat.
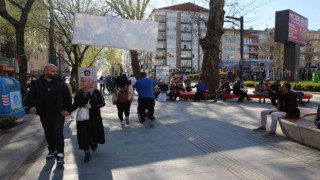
[71,76,105,162]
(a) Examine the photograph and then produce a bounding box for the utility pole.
[225,16,244,76]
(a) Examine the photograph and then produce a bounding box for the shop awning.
[0,56,13,66]
[0,65,15,72]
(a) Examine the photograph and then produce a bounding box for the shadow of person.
[51,165,65,180]
[38,160,55,180]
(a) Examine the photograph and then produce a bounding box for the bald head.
[44,64,58,80]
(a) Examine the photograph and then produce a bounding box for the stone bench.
[278,109,320,150]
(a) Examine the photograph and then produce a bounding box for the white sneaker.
[125,117,130,124]
[148,119,154,127]
[121,121,125,125]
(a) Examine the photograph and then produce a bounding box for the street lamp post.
[226,16,244,76]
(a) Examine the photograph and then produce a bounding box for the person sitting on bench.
[253,83,300,138]
[192,80,208,102]
[253,81,268,95]
[213,79,231,102]
[232,78,252,103]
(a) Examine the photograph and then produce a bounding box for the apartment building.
[300,30,320,68]
[148,2,209,73]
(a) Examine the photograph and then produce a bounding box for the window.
[181,34,191,41]
[167,44,176,49]
[181,25,191,31]
[167,34,176,40]
[181,42,191,49]
[224,36,236,43]
[181,17,191,23]
[167,17,177,22]
[167,26,176,31]
[181,51,192,58]
[181,60,192,67]
[224,46,235,52]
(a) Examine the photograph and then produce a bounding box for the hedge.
[0,116,18,130]
[243,81,320,92]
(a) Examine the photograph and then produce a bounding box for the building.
[300,30,320,68]
[148,2,209,73]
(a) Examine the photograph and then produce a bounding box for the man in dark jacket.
[253,83,300,138]
[232,78,252,103]
[27,64,72,166]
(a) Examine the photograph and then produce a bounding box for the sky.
[151,0,320,31]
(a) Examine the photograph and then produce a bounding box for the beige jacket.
[112,85,134,103]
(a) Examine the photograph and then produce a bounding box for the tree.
[48,0,56,65]
[105,0,151,79]
[104,48,124,75]
[0,0,35,98]
[35,0,110,89]
[199,0,225,92]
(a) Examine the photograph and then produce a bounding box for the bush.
[0,116,18,130]
[243,81,320,92]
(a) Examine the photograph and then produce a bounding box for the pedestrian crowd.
[26,64,314,167]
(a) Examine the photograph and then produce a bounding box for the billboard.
[275,10,308,45]
[72,13,159,52]
[155,66,170,84]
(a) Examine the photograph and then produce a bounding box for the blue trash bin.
[0,77,25,118]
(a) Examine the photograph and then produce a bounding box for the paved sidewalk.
[3,93,320,180]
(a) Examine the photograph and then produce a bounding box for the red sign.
[288,10,308,45]
[0,65,15,72]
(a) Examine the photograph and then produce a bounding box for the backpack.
[117,86,129,103]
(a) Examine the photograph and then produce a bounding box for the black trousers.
[194,91,205,101]
[116,102,131,121]
[235,91,250,101]
[40,112,65,154]
[138,98,155,121]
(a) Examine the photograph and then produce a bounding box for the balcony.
[157,38,166,41]
[155,56,166,59]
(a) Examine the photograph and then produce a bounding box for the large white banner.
[72,13,159,52]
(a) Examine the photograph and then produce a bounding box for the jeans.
[40,112,65,153]
[116,102,131,121]
[261,109,287,132]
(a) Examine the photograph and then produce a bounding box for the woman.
[112,76,134,125]
[71,76,105,162]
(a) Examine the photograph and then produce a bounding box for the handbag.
[76,94,91,121]
[76,107,89,121]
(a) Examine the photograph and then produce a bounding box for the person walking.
[253,83,300,138]
[26,64,72,166]
[98,76,106,93]
[128,74,137,92]
[135,72,156,127]
[112,76,134,125]
[70,76,106,162]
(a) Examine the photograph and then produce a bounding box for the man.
[232,78,252,103]
[135,72,156,127]
[27,64,72,166]
[128,74,137,92]
[253,81,268,95]
[269,80,281,106]
[84,70,91,76]
[192,80,208,102]
[212,79,231,102]
[154,79,168,99]
[253,83,300,138]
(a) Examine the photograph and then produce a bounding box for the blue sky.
[154,0,320,30]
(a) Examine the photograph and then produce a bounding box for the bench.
[221,93,313,103]
[222,93,268,103]
[178,92,209,101]
[278,109,320,150]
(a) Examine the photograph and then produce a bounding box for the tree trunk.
[16,27,28,98]
[200,0,225,93]
[48,0,56,65]
[130,50,141,79]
